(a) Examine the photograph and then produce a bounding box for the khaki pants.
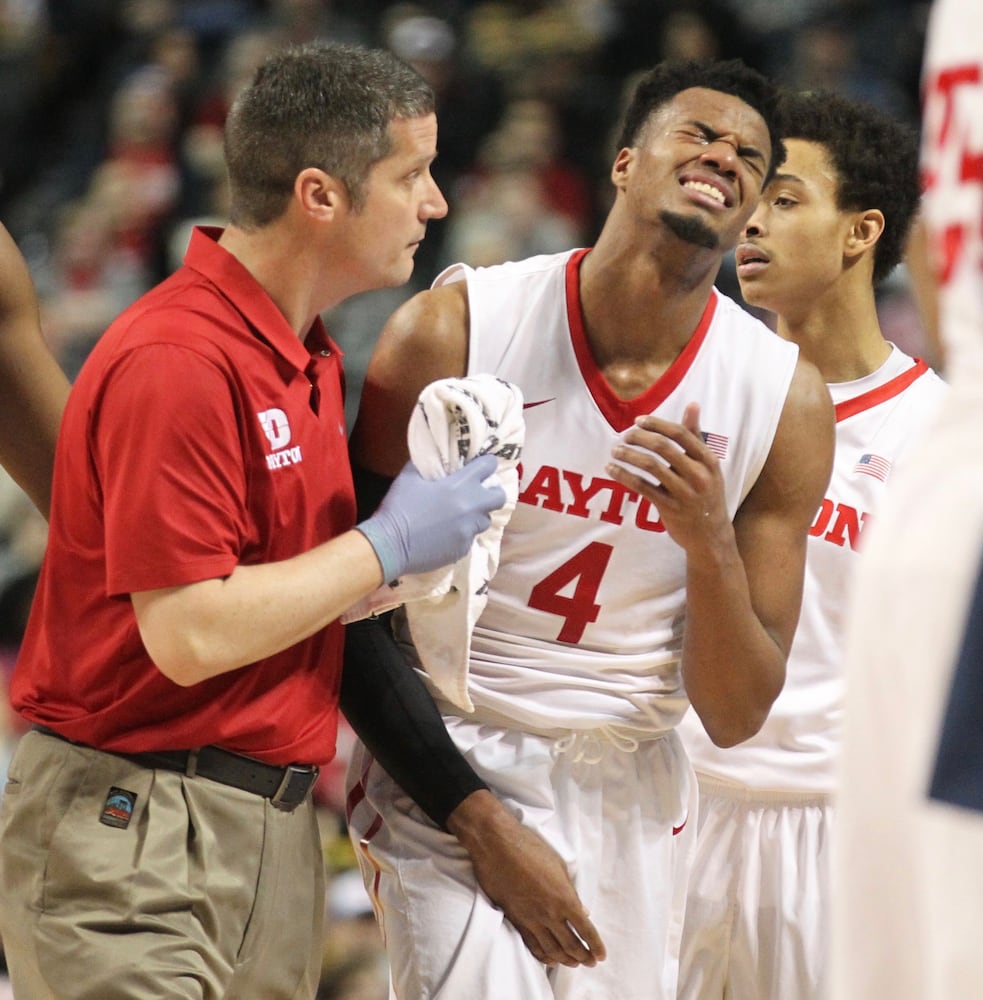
[0,729,325,999]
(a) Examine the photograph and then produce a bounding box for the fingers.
[624,412,707,460]
[605,411,727,546]
[444,453,506,517]
[504,882,605,969]
[608,412,718,489]
[455,453,507,512]
[553,913,605,967]
[608,442,686,492]
[461,451,499,479]
[463,804,607,971]
[518,926,562,968]
[516,914,605,969]
[681,400,701,435]
[607,438,692,497]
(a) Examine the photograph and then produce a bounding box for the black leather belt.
[32,725,319,812]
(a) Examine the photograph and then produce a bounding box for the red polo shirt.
[12,227,355,766]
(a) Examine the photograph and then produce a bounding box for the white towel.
[343,374,524,711]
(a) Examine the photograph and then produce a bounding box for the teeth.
[684,180,725,204]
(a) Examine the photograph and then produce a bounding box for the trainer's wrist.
[355,518,401,582]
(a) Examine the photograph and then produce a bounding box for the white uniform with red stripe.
[833,2,983,996]
[346,248,799,1000]
[677,346,946,1000]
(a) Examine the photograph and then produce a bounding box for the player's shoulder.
[710,287,778,336]
[899,361,950,430]
[387,280,467,339]
[891,346,949,405]
[373,282,469,378]
[433,249,582,290]
[707,288,800,374]
[917,362,949,399]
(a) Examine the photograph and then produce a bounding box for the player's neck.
[776,285,890,383]
[580,230,720,364]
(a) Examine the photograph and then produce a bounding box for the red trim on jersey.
[346,780,367,819]
[834,358,931,423]
[348,761,386,921]
[564,249,719,431]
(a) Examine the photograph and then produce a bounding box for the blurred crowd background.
[0,1,937,995]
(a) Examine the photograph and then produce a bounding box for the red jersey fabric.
[11,227,355,766]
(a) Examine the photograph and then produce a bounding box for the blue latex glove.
[356,453,506,582]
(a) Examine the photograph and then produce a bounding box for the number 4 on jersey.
[527,541,614,643]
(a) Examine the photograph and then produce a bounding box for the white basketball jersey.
[419,249,799,734]
[681,346,947,792]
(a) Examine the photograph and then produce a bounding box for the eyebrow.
[689,120,767,164]
[770,172,805,185]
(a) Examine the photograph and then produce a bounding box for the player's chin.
[735,275,771,309]
[736,280,761,306]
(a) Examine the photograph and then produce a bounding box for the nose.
[423,174,449,220]
[743,204,766,238]
[700,137,740,178]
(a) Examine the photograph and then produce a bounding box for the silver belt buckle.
[270,764,319,811]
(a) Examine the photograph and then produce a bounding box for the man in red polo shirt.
[0,42,507,999]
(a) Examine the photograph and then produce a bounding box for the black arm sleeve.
[352,460,395,523]
[340,615,489,829]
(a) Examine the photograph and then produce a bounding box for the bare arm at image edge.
[0,223,71,518]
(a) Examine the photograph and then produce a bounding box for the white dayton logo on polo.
[258,407,303,470]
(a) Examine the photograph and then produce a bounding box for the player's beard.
[660,210,719,250]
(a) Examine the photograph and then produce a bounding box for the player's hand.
[447,790,606,968]
[606,402,728,552]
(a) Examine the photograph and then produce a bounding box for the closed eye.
[676,127,711,144]
[740,151,766,178]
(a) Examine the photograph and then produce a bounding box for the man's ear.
[295,167,348,219]
[844,208,885,259]
[611,147,634,190]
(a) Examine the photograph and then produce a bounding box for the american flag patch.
[854,453,892,482]
[701,431,728,459]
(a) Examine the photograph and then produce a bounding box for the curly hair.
[224,41,435,227]
[617,59,786,185]
[776,89,921,285]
